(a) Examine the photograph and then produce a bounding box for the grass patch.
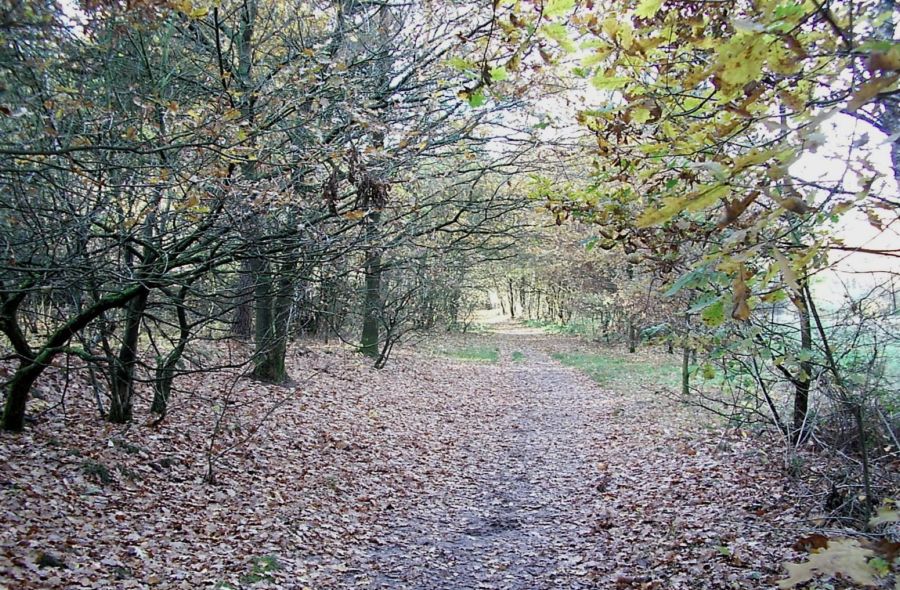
[440,344,500,363]
[239,555,283,585]
[552,351,680,387]
[524,318,604,338]
[511,351,526,362]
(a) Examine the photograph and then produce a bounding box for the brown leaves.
[731,267,751,322]
[0,334,831,589]
[846,73,900,112]
[717,190,758,229]
[541,340,815,589]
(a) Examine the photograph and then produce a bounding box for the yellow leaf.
[634,0,664,19]
[601,17,619,40]
[870,506,899,526]
[178,194,200,210]
[172,0,192,13]
[631,107,651,124]
[779,539,878,589]
[772,248,801,296]
[619,20,634,50]
[591,74,630,90]
[715,33,768,87]
[636,196,689,227]
[581,45,613,67]
[732,148,780,173]
[342,210,366,220]
[686,184,730,212]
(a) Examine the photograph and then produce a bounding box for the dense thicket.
[0,0,542,430]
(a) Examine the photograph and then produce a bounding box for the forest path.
[325,325,802,589]
[336,327,609,589]
[0,324,804,590]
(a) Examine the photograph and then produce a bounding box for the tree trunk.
[252,256,294,383]
[681,346,691,396]
[231,259,254,340]
[108,287,150,423]
[2,362,43,432]
[360,220,382,358]
[792,290,812,443]
[151,285,191,415]
[628,317,637,353]
[2,285,144,431]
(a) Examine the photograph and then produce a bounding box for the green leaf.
[448,56,474,71]
[571,66,590,78]
[544,0,575,18]
[631,107,651,124]
[666,268,705,296]
[687,293,721,312]
[773,2,805,19]
[541,23,576,52]
[701,298,725,327]
[490,66,508,82]
[868,557,890,577]
[634,0,664,18]
[590,74,630,91]
[468,90,487,108]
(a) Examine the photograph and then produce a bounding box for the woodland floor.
[1,323,816,590]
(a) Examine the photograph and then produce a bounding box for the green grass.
[525,318,597,337]
[551,351,681,387]
[239,555,283,585]
[511,351,526,362]
[441,344,500,363]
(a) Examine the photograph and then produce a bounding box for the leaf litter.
[1,330,819,589]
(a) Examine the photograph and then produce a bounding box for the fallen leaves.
[0,330,827,589]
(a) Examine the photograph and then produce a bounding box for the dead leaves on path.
[0,333,860,589]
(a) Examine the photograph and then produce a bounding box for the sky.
[792,113,900,302]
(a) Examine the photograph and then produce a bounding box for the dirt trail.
[0,326,805,590]
[327,327,804,590]
[338,330,610,589]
